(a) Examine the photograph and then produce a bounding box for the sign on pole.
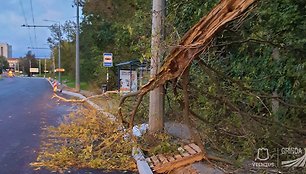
[103,53,113,67]
[55,68,65,72]
[30,68,39,73]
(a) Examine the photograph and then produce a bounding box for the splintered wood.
[139,0,256,96]
[146,143,203,173]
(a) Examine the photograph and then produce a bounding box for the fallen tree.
[118,0,257,133]
[118,0,258,162]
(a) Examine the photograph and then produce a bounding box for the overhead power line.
[19,0,33,48]
[29,0,38,47]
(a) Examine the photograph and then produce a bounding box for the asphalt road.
[0,77,134,174]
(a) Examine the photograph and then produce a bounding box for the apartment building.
[0,43,12,58]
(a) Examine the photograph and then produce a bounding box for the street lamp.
[44,20,62,83]
[21,23,62,83]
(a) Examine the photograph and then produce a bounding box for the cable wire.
[19,0,33,48]
[29,0,38,47]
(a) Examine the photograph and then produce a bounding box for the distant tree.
[47,21,76,79]
[19,51,38,76]
[0,56,9,73]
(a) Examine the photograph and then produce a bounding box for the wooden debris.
[146,143,204,173]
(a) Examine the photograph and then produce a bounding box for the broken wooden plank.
[150,155,160,166]
[146,143,205,173]
[178,146,190,157]
[189,143,202,153]
[174,154,183,160]
[184,144,197,155]
[166,155,176,162]
[157,154,169,164]
[146,157,154,168]
[153,152,203,173]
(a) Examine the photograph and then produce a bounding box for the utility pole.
[58,24,61,83]
[44,58,47,77]
[29,60,32,76]
[149,0,165,133]
[52,52,55,77]
[39,59,41,76]
[75,0,80,91]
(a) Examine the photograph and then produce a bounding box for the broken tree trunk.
[139,0,257,96]
[118,0,257,134]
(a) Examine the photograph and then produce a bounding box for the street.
[0,77,78,173]
[0,77,133,174]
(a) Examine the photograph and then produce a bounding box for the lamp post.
[75,0,80,91]
[22,23,62,83]
[43,20,61,83]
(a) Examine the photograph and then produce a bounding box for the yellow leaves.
[32,108,135,172]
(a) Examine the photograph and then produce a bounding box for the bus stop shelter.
[115,60,149,93]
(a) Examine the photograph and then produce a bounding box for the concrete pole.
[149,0,165,134]
[44,58,47,77]
[58,23,61,83]
[75,0,80,91]
[52,52,55,77]
[29,60,32,76]
[39,59,41,76]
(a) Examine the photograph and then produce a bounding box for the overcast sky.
[0,0,77,58]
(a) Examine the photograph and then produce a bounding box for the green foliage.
[78,0,152,89]
[0,56,9,73]
[31,109,136,172]
[166,0,219,35]
[19,51,38,76]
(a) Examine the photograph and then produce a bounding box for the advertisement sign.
[55,68,65,72]
[103,53,113,67]
[120,70,137,92]
[30,68,39,73]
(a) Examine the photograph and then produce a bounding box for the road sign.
[103,53,113,67]
[55,68,65,72]
[30,68,39,73]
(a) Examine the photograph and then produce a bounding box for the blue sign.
[103,62,113,67]
[103,53,113,67]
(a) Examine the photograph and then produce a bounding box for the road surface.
[0,77,133,174]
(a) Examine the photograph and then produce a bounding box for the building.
[7,58,19,70]
[0,43,12,58]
